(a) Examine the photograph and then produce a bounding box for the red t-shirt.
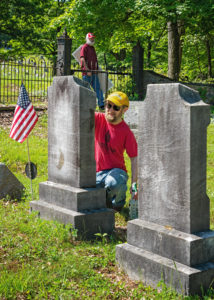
[80,43,98,75]
[95,112,138,172]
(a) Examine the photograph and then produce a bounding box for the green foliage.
[0,0,60,57]
[1,0,214,82]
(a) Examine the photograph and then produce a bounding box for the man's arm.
[130,156,138,199]
[80,57,92,76]
[131,156,138,183]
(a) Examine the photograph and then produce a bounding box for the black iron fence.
[0,57,133,105]
[70,62,133,98]
[0,56,54,105]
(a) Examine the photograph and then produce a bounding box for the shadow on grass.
[120,206,129,222]
[113,226,127,242]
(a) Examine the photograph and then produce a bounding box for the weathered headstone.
[0,163,24,200]
[30,76,114,239]
[116,83,214,295]
[124,101,142,139]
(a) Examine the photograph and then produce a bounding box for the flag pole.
[9,83,38,202]
[27,138,34,201]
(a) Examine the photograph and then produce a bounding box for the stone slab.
[116,243,214,296]
[0,163,24,200]
[138,83,210,233]
[48,76,96,188]
[30,200,115,239]
[39,181,106,211]
[127,219,214,266]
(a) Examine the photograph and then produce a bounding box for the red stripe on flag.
[10,105,34,139]
[15,112,38,142]
[9,106,23,136]
[18,115,38,143]
[11,106,35,139]
[9,84,38,143]
[10,103,38,143]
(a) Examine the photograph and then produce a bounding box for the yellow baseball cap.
[106,91,129,107]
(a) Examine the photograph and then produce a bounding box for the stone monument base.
[30,181,115,239]
[116,219,214,295]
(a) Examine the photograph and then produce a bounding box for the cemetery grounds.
[0,109,214,299]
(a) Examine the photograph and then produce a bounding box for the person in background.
[95,91,138,212]
[80,32,104,110]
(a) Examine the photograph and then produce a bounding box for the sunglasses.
[105,103,121,111]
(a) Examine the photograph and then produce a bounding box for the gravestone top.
[138,83,210,233]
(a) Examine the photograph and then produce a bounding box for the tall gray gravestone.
[30,76,114,239]
[116,83,214,295]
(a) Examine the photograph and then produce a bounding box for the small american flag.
[9,83,38,143]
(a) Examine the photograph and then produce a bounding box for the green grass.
[0,113,214,299]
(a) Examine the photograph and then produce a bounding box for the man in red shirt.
[95,91,138,211]
[80,33,104,109]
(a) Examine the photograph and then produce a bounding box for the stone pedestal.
[56,31,72,76]
[116,83,214,295]
[30,76,114,239]
[0,163,24,200]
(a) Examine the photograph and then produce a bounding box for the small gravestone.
[124,101,141,139]
[0,163,24,200]
[30,76,114,239]
[124,101,140,130]
[116,83,214,295]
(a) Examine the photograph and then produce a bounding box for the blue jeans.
[83,74,104,108]
[96,168,128,209]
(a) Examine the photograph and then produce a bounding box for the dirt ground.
[0,111,14,129]
[0,109,46,129]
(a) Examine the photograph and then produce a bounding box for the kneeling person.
[95,91,138,211]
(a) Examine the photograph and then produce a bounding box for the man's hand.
[80,57,91,76]
[130,156,138,199]
[133,190,138,200]
[130,182,138,200]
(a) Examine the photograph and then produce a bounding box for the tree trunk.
[167,21,180,81]
[177,20,185,76]
[132,40,144,99]
[147,36,152,68]
[195,43,203,79]
[206,38,213,78]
